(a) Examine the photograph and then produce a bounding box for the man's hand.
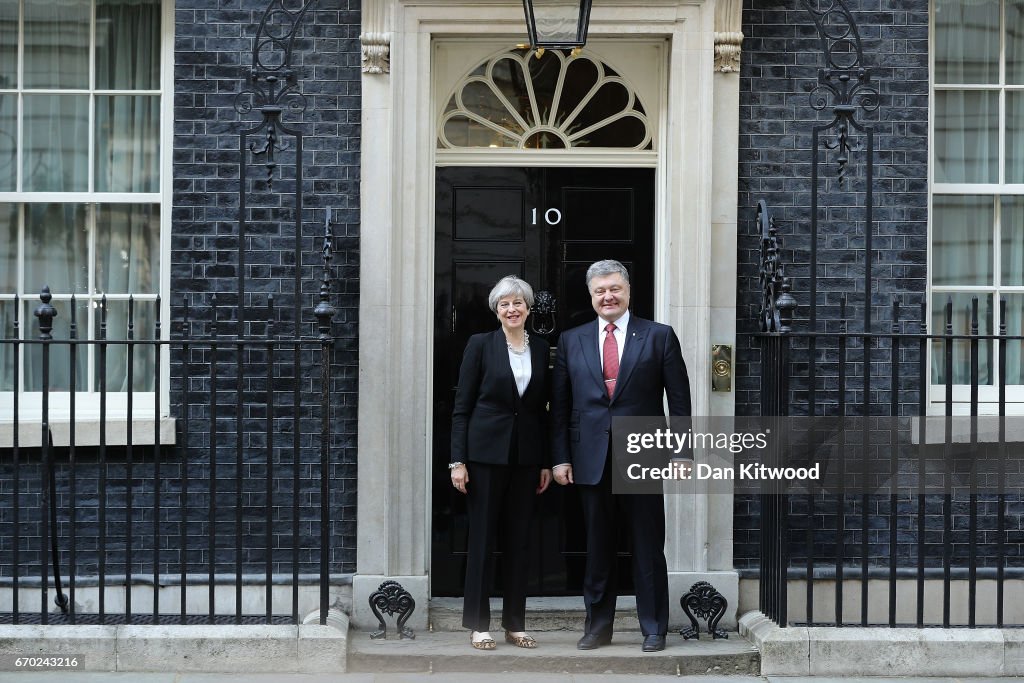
[537,469,552,494]
[552,463,574,486]
[451,464,468,494]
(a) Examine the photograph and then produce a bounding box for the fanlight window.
[438,50,652,150]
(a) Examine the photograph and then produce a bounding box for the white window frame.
[0,0,173,431]
[928,0,1024,414]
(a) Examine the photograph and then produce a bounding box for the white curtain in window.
[0,1,14,194]
[21,203,87,388]
[934,90,999,184]
[0,93,14,191]
[97,299,155,392]
[1009,0,1024,84]
[0,0,15,87]
[0,203,15,291]
[95,0,161,193]
[0,300,12,390]
[95,95,160,192]
[20,203,86,386]
[95,203,159,294]
[1004,199,1024,383]
[24,203,89,294]
[22,298,88,391]
[0,203,14,390]
[96,0,161,90]
[23,0,90,89]
[1005,295,1024,385]
[932,196,993,286]
[1009,92,1024,184]
[23,95,89,192]
[93,202,158,392]
[1001,197,1024,286]
[933,0,1000,84]
[931,293,994,385]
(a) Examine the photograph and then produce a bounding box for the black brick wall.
[170,0,361,574]
[735,0,930,412]
[0,0,361,587]
[733,0,934,568]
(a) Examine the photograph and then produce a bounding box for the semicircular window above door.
[437,49,653,150]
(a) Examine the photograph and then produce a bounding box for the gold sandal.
[471,633,496,650]
[505,631,537,648]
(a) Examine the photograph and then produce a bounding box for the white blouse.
[507,345,532,397]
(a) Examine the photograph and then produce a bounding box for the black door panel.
[432,166,654,596]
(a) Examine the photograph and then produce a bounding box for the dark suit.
[551,316,691,637]
[451,330,550,631]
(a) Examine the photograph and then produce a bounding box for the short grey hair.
[586,260,630,289]
[488,275,535,313]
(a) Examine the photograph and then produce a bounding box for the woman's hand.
[451,463,468,494]
[537,468,552,494]
[552,463,573,486]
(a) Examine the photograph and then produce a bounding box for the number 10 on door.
[532,208,562,225]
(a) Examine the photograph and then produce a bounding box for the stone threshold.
[428,596,644,632]
[347,628,759,675]
[740,610,1024,677]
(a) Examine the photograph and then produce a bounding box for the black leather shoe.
[641,634,666,652]
[576,633,612,650]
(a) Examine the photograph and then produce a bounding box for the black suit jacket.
[551,316,691,485]
[451,330,551,467]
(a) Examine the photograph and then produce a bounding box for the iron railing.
[757,209,1024,628]
[0,287,338,625]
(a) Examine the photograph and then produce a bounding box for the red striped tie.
[603,323,619,397]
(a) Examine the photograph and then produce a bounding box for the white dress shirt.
[598,309,630,369]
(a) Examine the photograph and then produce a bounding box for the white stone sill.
[0,417,176,448]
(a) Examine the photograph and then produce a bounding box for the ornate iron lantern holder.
[522,0,593,50]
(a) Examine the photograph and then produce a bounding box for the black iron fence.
[0,287,338,625]
[757,258,1024,628]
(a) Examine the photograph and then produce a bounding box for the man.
[551,259,691,653]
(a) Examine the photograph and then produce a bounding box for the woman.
[450,275,552,650]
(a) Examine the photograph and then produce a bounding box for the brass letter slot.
[711,344,732,392]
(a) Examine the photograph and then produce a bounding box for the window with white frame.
[0,0,164,396]
[931,0,1024,389]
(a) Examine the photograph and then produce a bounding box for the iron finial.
[34,286,58,341]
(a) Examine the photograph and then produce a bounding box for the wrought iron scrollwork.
[529,290,557,335]
[799,0,880,331]
[758,201,797,334]
[801,0,879,183]
[368,580,416,640]
[679,581,728,640]
[233,0,317,188]
[233,0,327,330]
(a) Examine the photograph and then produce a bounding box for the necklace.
[506,330,530,355]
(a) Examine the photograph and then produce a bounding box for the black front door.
[432,166,655,596]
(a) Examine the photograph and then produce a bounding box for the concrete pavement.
[0,674,1018,682]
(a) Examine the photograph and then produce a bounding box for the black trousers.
[578,454,668,637]
[462,461,539,632]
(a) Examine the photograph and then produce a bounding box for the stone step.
[429,596,646,632]
[347,629,760,675]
